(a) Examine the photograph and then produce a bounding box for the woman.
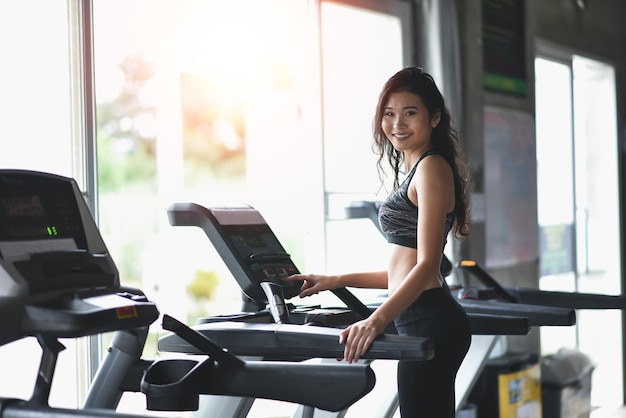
[284,67,472,417]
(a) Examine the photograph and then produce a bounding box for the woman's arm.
[283,270,387,298]
[336,270,388,289]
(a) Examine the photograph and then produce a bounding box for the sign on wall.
[482,0,527,96]
[484,107,538,268]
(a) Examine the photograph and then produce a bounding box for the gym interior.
[1,0,626,417]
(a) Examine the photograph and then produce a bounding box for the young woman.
[284,67,472,417]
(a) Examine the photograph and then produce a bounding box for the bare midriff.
[387,244,442,297]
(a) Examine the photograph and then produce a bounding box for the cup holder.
[141,358,208,411]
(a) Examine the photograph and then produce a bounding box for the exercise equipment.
[142,314,375,413]
[86,314,378,415]
[457,259,626,309]
[0,169,159,418]
[167,202,532,336]
[164,202,439,417]
[163,202,558,416]
[0,170,377,418]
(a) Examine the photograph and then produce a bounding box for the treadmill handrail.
[158,320,434,361]
[458,299,576,326]
[459,258,626,310]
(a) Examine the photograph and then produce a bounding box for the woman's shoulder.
[416,152,451,175]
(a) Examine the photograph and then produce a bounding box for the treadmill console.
[0,170,159,345]
[167,203,303,304]
[0,170,118,296]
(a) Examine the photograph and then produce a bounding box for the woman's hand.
[339,315,386,363]
[282,273,337,298]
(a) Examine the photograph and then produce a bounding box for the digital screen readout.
[6,225,59,239]
[1,196,60,240]
[246,235,264,247]
[2,196,45,217]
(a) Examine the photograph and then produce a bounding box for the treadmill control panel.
[0,173,87,247]
[167,203,304,303]
[227,225,299,283]
[0,170,159,345]
[0,170,118,296]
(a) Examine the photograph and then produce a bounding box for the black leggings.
[393,287,471,418]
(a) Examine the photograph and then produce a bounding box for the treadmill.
[0,170,378,418]
[162,203,444,417]
[456,258,626,310]
[162,202,558,417]
[0,169,159,418]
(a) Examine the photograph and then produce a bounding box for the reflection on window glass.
[93,0,312,348]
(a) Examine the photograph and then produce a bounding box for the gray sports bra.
[378,151,455,249]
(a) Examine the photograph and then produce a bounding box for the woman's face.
[381,91,440,156]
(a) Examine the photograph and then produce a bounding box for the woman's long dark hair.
[373,67,471,238]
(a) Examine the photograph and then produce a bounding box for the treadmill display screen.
[0,173,88,249]
[3,196,45,217]
[224,225,281,257]
[1,196,61,239]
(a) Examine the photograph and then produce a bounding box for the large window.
[93,0,317,333]
[93,0,410,333]
[0,0,411,415]
[93,0,410,415]
[321,0,411,306]
[0,2,75,176]
[92,5,320,412]
[0,0,88,409]
[535,52,622,407]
